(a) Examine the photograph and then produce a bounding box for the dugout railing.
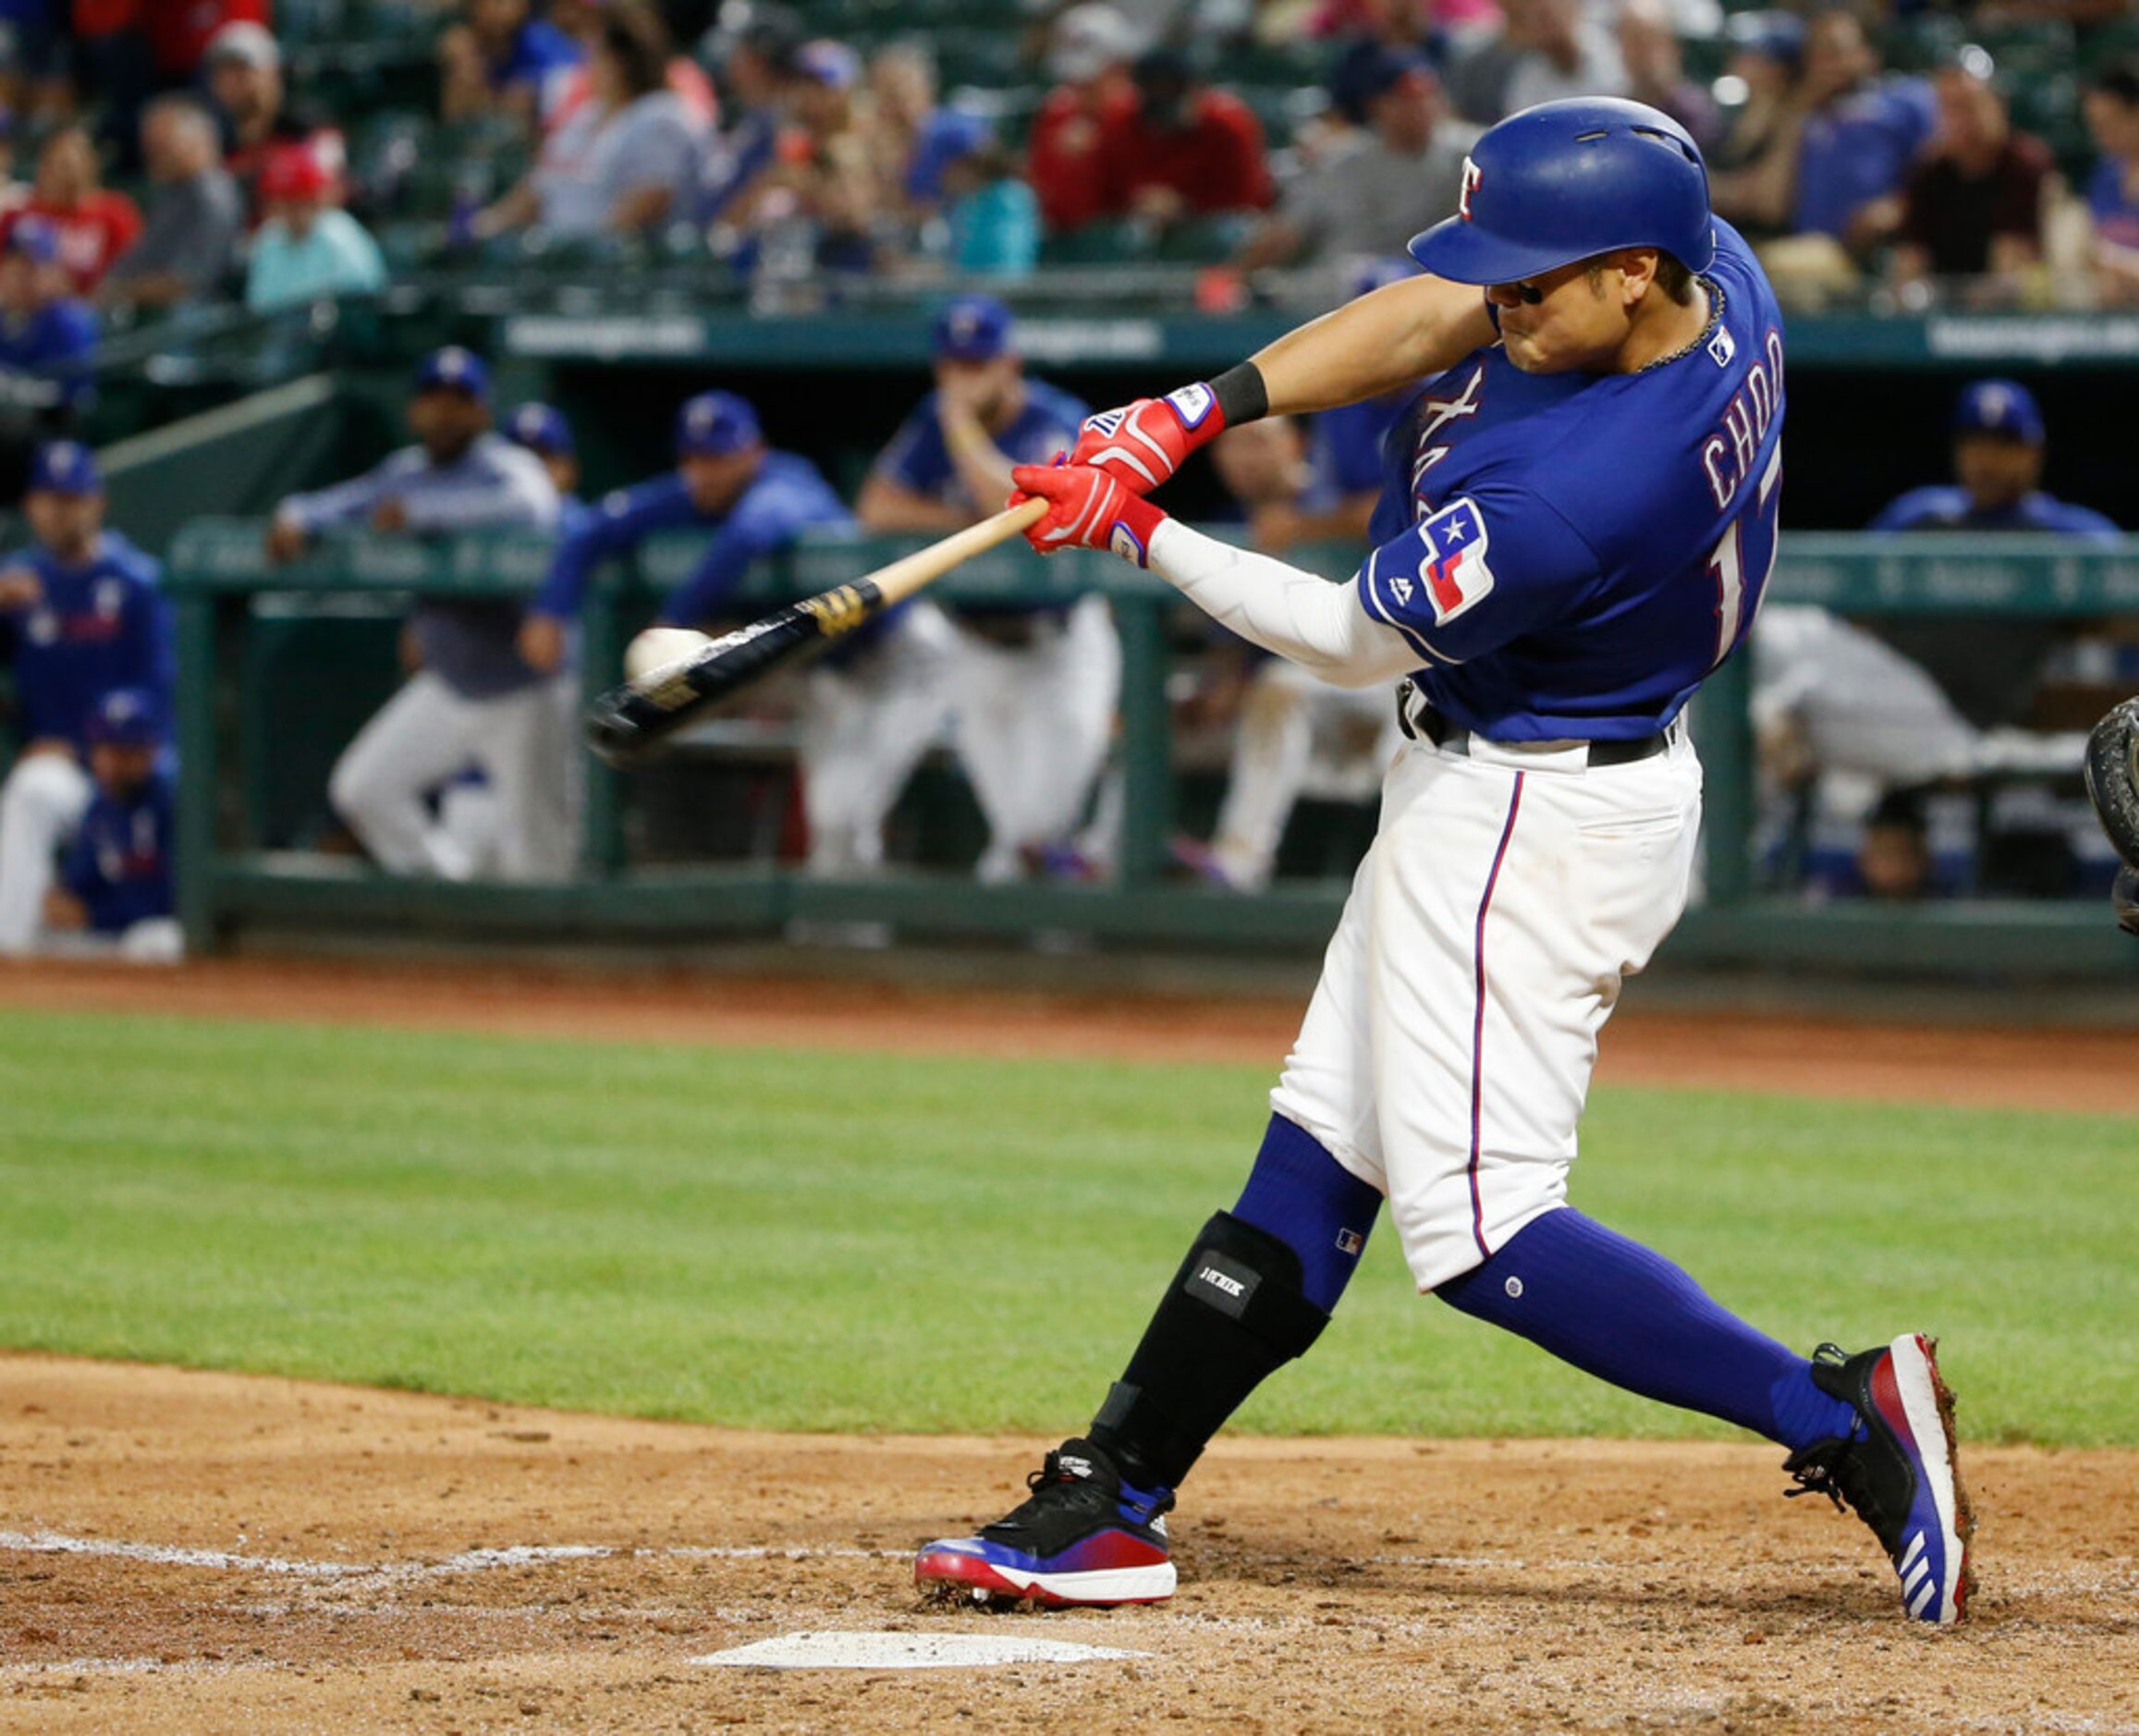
[163,523,2139,979]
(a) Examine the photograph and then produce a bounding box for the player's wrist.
[1103,492,1167,568]
[1206,361,1267,431]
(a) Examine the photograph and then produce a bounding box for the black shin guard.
[1088,1211,1331,1490]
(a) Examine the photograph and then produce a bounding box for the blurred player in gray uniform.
[267,348,570,881]
[857,295,1118,882]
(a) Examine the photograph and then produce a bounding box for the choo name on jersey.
[1699,326,1785,513]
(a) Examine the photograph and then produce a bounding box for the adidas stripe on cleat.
[915,1438,1177,1608]
[1785,1333,1975,1624]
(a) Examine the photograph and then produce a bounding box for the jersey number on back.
[1707,444,1782,669]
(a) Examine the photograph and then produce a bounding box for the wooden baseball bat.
[583,498,1049,767]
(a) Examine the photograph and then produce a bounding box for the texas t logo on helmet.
[1458,156,1481,221]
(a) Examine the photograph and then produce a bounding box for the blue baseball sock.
[1436,1207,1859,1451]
[1229,1115,1384,1314]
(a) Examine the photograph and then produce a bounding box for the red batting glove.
[1066,384,1225,495]
[1009,460,1167,566]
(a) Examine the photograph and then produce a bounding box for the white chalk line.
[0,1529,904,1584]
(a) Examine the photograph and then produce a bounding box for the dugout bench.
[163,523,2139,980]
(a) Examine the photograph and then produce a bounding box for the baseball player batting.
[915,99,1973,1625]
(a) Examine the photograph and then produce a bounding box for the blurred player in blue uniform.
[919,100,1973,1628]
[0,440,168,954]
[506,402,591,535]
[40,685,181,962]
[1751,378,2116,888]
[530,389,947,876]
[858,295,1116,882]
[269,348,571,881]
[0,216,97,498]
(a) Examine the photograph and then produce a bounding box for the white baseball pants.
[947,595,1120,884]
[799,601,959,876]
[0,750,93,955]
[329,670,576,882]
[1270,719,1703,1291]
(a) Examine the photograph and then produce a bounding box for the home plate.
[691,1631,1146,1670]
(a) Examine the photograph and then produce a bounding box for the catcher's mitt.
[2083,699,2139,936]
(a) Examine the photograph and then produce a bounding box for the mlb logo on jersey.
[1409,497,1496,625]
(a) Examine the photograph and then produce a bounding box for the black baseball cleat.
[915,1437,1177,1608]
[1784,1334,1975,1624]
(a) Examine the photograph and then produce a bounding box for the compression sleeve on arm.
[1146,519,1419,689]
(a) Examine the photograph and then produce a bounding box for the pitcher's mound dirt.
[3,1356,2134,1734]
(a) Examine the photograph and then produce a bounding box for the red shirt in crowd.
[1029,79,1272,232]
[1026,79,1140,233]
[150,1,273,76]
[0,192,144,293]
[1900,130,2054,276]
[1101,88,1272,220]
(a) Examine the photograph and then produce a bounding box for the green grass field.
[6,1009,2134,1447]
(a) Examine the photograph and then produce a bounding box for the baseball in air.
[625,627,712,681]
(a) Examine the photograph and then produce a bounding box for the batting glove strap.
[1070,384,1227,494]
[1010,464,1168,567]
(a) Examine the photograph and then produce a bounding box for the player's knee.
[0,755,80,826]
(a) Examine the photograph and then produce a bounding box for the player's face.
[1954,434,2041,510]
[679,448,761,513]
[409,387,489,461]
[541,452,580,496]
[1487,258,1631,374]
[935,355,1021,422]
[1210,419,1303,506]
[26,488,102,556]
[91,740,157,799]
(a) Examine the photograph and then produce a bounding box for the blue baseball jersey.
[1869,485,2121,542]
[875,379,1090,507]
[61,767,176,934]
[660,453,854,629]
[0,296,96,414]
[1355,220,1786,742]
[0,532,171,752]
[535,471,709,620]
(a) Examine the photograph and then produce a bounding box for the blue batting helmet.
[1408,97,1714,287]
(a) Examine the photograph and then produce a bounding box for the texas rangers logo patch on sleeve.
[1413,497,1495,624]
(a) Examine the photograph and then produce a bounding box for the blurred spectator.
[776,39,876,270]
[1094,48,1273,238]
[1233,49,1475,273]
[1783,9,1935,259]
[1706,10,1805,243]
[244,141,387,312]
[101,95,244,312]
[475,5,707,242]
[1027,2,1143,233]
[1618,0,1718,150]
[205,20,348,218]
[697,0,801,226]
[41,685,182,962]
[71,2,159,172]
[857,295,1116,885]
[0,110,25,214]
[1891,56,2056,300]
[0,441,170,957]
[440,0,585,129]
[266,348,572,883]
[0,220,95,458]
[149,0,270,87]
[504,401,586,525]
[1445,0,1629,129]
[939,128,1041,276]
[545,0,716,135]
[2082,57,2139,304]
[1868,378,2119,730]
[0,125,143,295]
[0,1,71,128]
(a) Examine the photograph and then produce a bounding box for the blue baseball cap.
[415,346,491,401]
[675,390,762,457]
[86,686,162,747]
[6,214,58,263]
[506,401,575,457]
[906,107,994,203]
[1329,43,1433,127]
[793,37,860,89]
[1726,10,1806,69]
[28,439,100,495]
[932,294,1015,362]
[1952,377,2044,444]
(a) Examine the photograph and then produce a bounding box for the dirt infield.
[6,953,2138,1114]
[6,957,2137,1730]
[4,1356,2135,1734]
